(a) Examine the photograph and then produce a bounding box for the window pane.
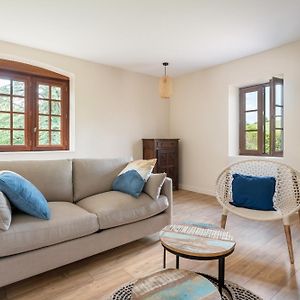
[0,79,11,94]
[245,111,257,130]
[275,84,283,105]
[51,86,61,100]
[39,100,49,114]
[38,131,49,145]
[265,86,270,120]
[245,91,258,111]
[264,86,270,154]
[0,96,10,111]
[13,130,25,145]
[51,131,61,145]
[275,129,283,152]
[38,84,50,99]
[0,113,10,128]
[276,106,283,116]
[13,114,24,129]
[51,116,61,130]
[13,81,25,96]
[264,125,270,154]
[13,97,25,112]
[51,101,61,115]
[276,116,283,129]
[39,115,49,129]
[0,130,10,145]
[246,131,258,150]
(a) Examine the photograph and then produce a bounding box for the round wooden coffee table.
[160,222,236,295]
[131,268,221,299]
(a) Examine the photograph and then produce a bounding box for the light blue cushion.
[0,171,50,220]
[231,173,276,211]
[112,170,145,198]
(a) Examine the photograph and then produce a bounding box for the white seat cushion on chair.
[227,205,283,221]
[0,202,99,257]
[77,191,169,229]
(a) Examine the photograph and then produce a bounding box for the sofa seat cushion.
[0,202,99,257]
[77,191,169,229]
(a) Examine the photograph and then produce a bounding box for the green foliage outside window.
[245,120,282,154]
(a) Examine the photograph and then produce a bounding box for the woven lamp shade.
[159,76,172,99]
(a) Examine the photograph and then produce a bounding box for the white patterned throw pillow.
[112,159,157,197]
[0,191,12,231]
[118,159,157,181]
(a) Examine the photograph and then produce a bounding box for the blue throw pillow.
[231,173,276,211]
[0,171,50,220]
[112,169,145,198]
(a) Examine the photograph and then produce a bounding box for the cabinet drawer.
[156,140,177,149]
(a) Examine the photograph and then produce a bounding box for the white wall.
[2,38,300,195]
[170,40,300,195]
[0,40,170,160]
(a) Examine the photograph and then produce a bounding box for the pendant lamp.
[159,62,172,99]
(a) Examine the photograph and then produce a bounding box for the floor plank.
[1,190,299,299]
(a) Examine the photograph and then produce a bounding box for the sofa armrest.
[160,177,173,224]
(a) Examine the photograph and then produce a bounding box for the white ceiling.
[1,0,300,77]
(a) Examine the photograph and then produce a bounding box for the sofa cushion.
[76,191,169,229]
[0,171,50,220]
[112,159,157,198]
[0,202,99,257]
[231,173,276,211]
[143,173,167,200]
[73,158,129,202]
[0,160,73,202]
[0,192,11,231]
[118,159,157,181]
[112,170,145,198]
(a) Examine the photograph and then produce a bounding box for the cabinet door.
[157,149,175,169]
[157,149,178,189]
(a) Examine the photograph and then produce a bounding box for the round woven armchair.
[216,160,300,264]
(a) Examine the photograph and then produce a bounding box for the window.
[239,77,283,157]
[0,60,69,151]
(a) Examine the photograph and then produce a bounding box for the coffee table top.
[132,268,221,300]
[160,222,235,258]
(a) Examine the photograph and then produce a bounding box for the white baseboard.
[178,184,216,196]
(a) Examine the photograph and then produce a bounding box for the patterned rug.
[110,273,262,300]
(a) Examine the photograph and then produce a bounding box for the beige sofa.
[0,158,173,287]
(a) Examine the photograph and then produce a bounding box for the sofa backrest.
[73,158,129,202]
[0,159,73,202]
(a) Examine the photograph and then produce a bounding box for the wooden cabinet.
[142,139,179,190]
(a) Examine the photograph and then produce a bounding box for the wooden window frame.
[239,78,283,157]
[0,60,69,152]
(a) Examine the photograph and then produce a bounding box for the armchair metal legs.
[221,215,227,229]
[221,208,228,229]
[283,217,294,264]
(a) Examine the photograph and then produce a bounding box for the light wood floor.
[1,190,300,300]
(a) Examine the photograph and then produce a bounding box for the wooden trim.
[239,86,261,156]
[0,72,31,151]
[257,85,264,154]
[239,78,284,157]
[270,77,276,155]
[32,78,69,151]
[270,77,284,157]
[0,59,68,80]
[0,64,69,152]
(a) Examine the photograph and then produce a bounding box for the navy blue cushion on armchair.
[231,173,276,211]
